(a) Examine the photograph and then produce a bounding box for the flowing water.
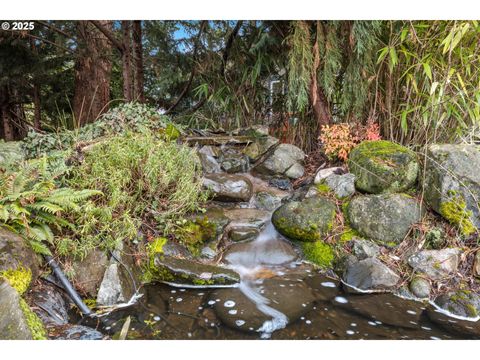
[84,218,480,340]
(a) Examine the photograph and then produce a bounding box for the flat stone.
[314,167,344,184]
[344,257,400,290]
[202,174,253,202]
[407,248,461,280]
[347,193,423,245]
[0,280,32,339]
[228,227,259,242]
[153,255,240,286]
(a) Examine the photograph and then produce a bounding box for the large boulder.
[347,193,423,245]
[343,257,400,290]
[72,249,108,297]
[243,136,279,162]
[407,248,461,280]
[202,174,253,202]
[423,144,480,235]
[348,140,419,194]
[0,228,40,290]
[0,280,33,339]
[254,143,305,179]
[272,196,336,242]
[152,254,240,286]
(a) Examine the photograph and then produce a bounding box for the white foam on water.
[346,330,355,335]
[235,320,246,326]
[334,296,348,304]
[224,300,236,308]
[321,282,336,288]
[228,309,238,315]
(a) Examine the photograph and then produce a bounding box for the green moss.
[339,226,361,242]
[19,298,47,340]
[274,217,321,242]
[84,298,97,309]
[300,241,334,268]
[439,195,476,236]
[142,237,167,283]
[316,182,331,194]
[0,267,32,295]
[174,217,216,256]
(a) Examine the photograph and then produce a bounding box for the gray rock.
[243,136,279,162]
[0,280,32,339]
[268,177,292,191]
[409,277,431,298]
[347,193,423,245]
[407,248,461,280]
[200,246,217,260]
[219,149,249,173]
[0,228,40,284]
[433,290,480,318]
[348,140,419,194]
[236,125,270,137]
[352,239,380,260]
[272,196,336,242]
[423,144,480,233]
[198,152,222,173]
[252,191,282,211]
[198,145,219,158]
[228,227,259,242]
[153,255,240,285]
[314,167,344,184]
[55,325,104,340]
[254,143,305,179]
[72,249,108,297]
[344,257,400,290]
[284,162,305,179]
[203,174,253,202]
[223,208,270,231]
[474,251,480,277]
[325,173,356,198]
[97,263,130,306]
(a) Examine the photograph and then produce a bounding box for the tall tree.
[132,20,145,102]
[73,20,113,125]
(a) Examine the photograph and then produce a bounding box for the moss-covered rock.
[434,290,480,318]
[243,136,279,162]
[347,193,423,245]
[152,254,240,286]
[300,241,334,268]
[272,196,336,242]
[423,144,480,235]
[407,248,461,280]
[348,140,419,194]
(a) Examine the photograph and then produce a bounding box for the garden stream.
[73,212,479,340]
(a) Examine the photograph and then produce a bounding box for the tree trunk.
[132,20,144,103]
[33,83,41,129]
[310,21,331,128]
[0,86,14,141]
[122,21,133,102]
[73,20,113,125]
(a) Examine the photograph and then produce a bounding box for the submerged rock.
[343,257,400,290]
[272,196,336,242]
[153,255,240,286]
[221,238,298,268]
[228,227,259,242]
[210,276,315,334]
[202,174,253,202]
[29,281,69,326]
[407,248,461,280]
[0,280,33,339]
[347,193,423,245]
[54,325,104,340]
[423,144,480,235]
[348,140,419,194]
[254,143,305,179]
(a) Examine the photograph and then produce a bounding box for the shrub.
[0,156,100,255]
[319,119,381,161]
[66,129,208,257]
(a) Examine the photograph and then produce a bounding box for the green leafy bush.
[0,156,100,255]
[66,129,208,255]
[22,102,173,159]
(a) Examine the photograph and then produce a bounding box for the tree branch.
[220,20,243,77]
[35,21,76,40]
[90,20,124,53]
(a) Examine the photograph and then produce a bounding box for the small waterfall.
[225,218,294,338]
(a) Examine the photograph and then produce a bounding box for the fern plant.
[0,156,101,255]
